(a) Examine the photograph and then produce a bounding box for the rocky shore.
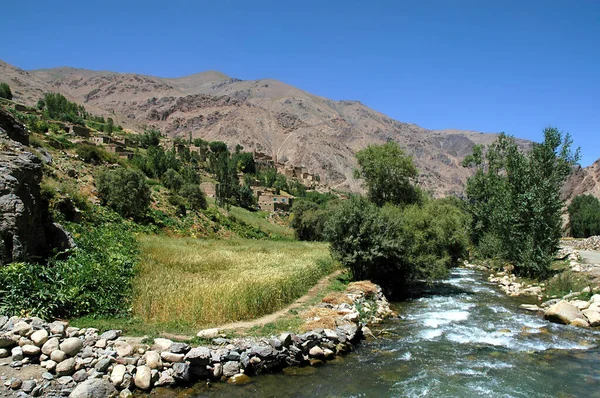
[0,281,395,397]
[469,244,600,330]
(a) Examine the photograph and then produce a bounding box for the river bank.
[0,281,395,397]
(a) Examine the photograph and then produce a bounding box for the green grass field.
[133,236,336,329]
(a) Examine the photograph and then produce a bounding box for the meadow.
[133,236,336,329]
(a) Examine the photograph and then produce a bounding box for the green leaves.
[355,142,421,207]
[464,128,580,277]
[568,194,600,238]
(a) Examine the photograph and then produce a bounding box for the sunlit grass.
[133,236,336,329]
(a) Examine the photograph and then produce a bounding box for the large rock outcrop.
[0,108,73,265]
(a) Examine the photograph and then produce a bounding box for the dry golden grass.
[299,307,343,331]
[322,291,353,306]
[133,236,336,328]
[347,281,379,297]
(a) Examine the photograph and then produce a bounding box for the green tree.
[354,141,420,207]
[161,168,184,191]
[180,184,208,211]
[43,92,86,124]
[463,128,580,277]
[104,117,114,135]
[568,194,600,238]
[96,168,151,220]
[0,83,12,100]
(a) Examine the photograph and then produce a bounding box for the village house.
[257,190,294,212]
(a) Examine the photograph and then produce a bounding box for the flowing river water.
[159,268,600,397]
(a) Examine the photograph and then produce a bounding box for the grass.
[133,236,336,330]
[227,206,294,239]
[544,270,594,300]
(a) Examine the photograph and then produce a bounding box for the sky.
[2,0,599,165]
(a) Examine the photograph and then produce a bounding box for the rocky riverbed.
[0,281,394,397]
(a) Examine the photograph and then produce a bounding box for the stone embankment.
[565,236,600,252]
[0,281,395,397]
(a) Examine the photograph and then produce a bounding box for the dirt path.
[579,250,600,265]
[216,269,343,331]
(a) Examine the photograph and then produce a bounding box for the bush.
[568,194,600,238]
[168,194,187,216]
[325,196,468,296]
[291,200,333,241]
[161,168,183,191]
[0,83,12,100]
[96,168,151,220]
[0,224,138,318]
[76,144,118,164]
[179,184,207,211]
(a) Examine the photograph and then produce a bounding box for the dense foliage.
[568,194,600,238]
[41,92,87,125]
[354,141,421,207]
[0,82,12,100]
[325,196,468,295]
[463,128,580,277]
[96,168,151,220]
[0,223,138,319]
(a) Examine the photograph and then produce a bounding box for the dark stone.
[169,342,190,354]
[94,357,112,372]
[100,330,120,341]
[184,347,211,366]
[223,350,240,361]
[0,108,29,145]
[249,344,272,358]
[172,362,190,381]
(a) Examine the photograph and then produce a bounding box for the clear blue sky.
[2,0,599,165]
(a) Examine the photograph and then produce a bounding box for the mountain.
[561,160,600,204]
[2,59,525,195]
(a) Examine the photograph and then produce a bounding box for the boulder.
[60,337,83,357]
[94,357,112,373]
[196,328,220,339]
[21,344,41,356]
[30,329,49,346]
[110,364,126,387]
[50,350,67,363]
[172,362,190,381]
[42,337,59,355]
[114,341,134,358]
[227,373,252,385]
[544,301,583,325]
[143,350,162,370]
[0,335,16,348]
[583,308,600,327]
[222,361,241,377]
[571,318,590,328]
[69,378,118,398]
[160,351,184,363]
[134,366,152,390]
[100,330,120,341]
[13,321,32,336]
[119,389,133,398]
[0,348,9,358]
[11,346,24,361]
[56,357,77,376]
[184,346,211,366]
[153,338,172,352]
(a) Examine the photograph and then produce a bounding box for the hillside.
[562,159,600,204]
[0,60,512,196]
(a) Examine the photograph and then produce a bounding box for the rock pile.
[541,293,600,328]
[572,236,600,252]
[1,281,395,396]
[487,272,544,298]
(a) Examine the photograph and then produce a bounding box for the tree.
[161,169,183,191]
[354,141,420,207]
[0,83,12,100]
[96,168,151,220]
[180,184,208,211]
[291,200,331,241]
[209,141,228,153]
[463,128,580,277]
[568,195,600,238]
[104,117,114,135]
[43,92,85,124]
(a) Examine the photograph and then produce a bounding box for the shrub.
[291,200,332,241]
[325,196,468,296]
[0,223,138,318]
[168,194,187,216]
[76,144,118,164]
[568,194,600,238]
[161,168,183,191]
[96,168,151,220]
[179,183,207,211]
[0,83,12,100]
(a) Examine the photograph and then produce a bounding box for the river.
[158,268,600,397]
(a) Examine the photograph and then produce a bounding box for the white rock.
[583,308,600,327]
[144,351,162,370]
[110,364,127,387]
[59,337,83,357]
[42,337,60,355]
[153,338,173,352]
[21,344,41,356]
[160,351,184,363]
[196,328,220,339]
[30,329,49,346]
[114,341,134,358]
[51,350,67,363]
[134,365,152,390]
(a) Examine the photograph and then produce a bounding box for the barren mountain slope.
[0,61,526,195]
[562,159,600,204]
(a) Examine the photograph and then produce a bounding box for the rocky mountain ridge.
[1,59,587,197]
